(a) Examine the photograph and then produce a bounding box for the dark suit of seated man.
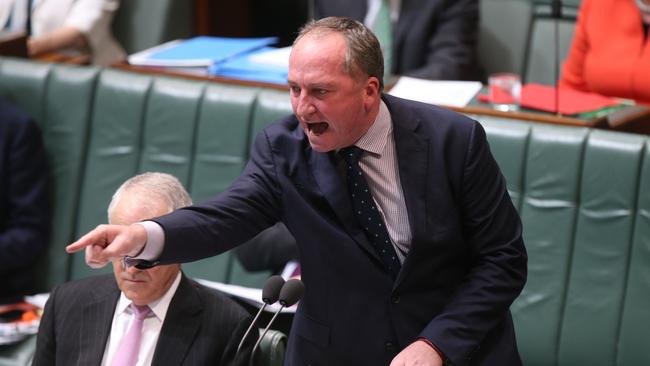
[0,98,50,303]
[33,172,255,366]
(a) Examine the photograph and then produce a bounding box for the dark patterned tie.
[339,146,401,279]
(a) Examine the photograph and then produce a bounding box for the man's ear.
[363,76,381,109]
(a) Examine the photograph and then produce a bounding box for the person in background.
[34,172,255,366]
[0,0,126,65]
[235,222,299,277]
[560,0,650,105]
[313,0,481,81]
[67,17,527,366]
[0,98,49,303]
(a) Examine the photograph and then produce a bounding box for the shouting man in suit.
[67,17,527,366]
[34,172,255,365]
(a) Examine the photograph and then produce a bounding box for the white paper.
[388,76,482,107]
[248,46,292,68]
[195,279,297,313]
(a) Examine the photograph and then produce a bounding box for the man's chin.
[307,138,335,153]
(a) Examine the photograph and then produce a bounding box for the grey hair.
[107,172,192,223]
[294,16,385,90]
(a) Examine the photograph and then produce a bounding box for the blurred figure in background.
[313,0,481,81]
[235,222,299,278]
[560,0,650,105]
[0,98,49,303]
[0,0,126,65]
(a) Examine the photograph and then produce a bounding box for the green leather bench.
[0,56,649,366]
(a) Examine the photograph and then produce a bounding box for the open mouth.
[307,122,329,136]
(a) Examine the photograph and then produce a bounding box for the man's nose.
[126,265,143,275]
[296,93,316,118]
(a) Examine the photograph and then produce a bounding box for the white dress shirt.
[349,100,412,263]
[101,271,182,366]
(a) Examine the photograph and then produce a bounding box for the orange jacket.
[560,0,650,105]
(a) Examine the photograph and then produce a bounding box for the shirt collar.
[116,271,182,321]
[355,99,392,156]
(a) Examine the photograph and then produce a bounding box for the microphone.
[235,275,285,358]
[249,279,305,366]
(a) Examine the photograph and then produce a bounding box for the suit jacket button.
[385,342,396,351]
[391,295,400,303]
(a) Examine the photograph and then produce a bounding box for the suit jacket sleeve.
[400,0,479,80]
[32,285,59,365]
[0,103,50,270]
[421,122,527,362]
[221,310,256,366]
[155,130,284,263]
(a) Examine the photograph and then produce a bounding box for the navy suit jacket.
[33,274,255,366]
[313,0,481,81]
[0,98,49,301]
[155,95,527,365]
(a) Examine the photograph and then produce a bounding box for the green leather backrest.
[512,125,588,366]
[70,70,154,280]
[227,88,293,288]
[249,89,293,151]
[37,65,99,290]
[558,131,645,366]
[617,140,650,365]
[138,77,204,182]
[478,116,531,210]
[254,329,287,366]
[183,84,259,283]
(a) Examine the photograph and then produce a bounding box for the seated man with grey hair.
[33,172,255,366]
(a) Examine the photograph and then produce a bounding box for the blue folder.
[131,36,278,66]
[209,47,289,85]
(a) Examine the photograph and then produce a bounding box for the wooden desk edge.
[111,63,289,91]
[447,105,590,127]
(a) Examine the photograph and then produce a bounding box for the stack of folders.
[128,36,290,85]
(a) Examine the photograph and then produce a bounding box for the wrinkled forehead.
[290,32,358,80]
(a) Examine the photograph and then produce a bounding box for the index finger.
[66,226,108,253]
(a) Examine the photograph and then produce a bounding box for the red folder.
[478,83,621,115]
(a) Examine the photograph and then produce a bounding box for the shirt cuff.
[416,338,447,363]
[133,221,164,261]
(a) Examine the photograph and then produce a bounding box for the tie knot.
[339,146,364,165]
[129,303,151,320]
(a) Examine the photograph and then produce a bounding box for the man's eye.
[314,89,328,96]
[290,86,300,95]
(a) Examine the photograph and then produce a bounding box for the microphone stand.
[551,0,562,117]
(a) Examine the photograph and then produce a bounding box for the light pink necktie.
[111,304,152,366]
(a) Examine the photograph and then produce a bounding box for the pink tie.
[111,304,152,366]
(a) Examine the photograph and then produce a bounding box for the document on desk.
[388,76,482,107]
[128,36,278,67]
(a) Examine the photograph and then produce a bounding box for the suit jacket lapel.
[309,149,383,265]
[385,95,429,283]
[152,274,202,366]
[79,278,120,365]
